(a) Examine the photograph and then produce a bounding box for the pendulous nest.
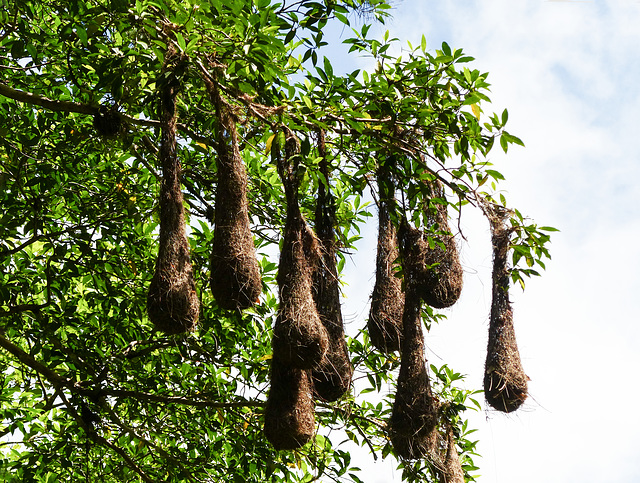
[484,205,528,413]
[389,286,439,460]
[368,161,404,353]
[147,48,199,335]
[206,77,262,311]
[310,130,353,401]
[429,425,465,483]
[264,356,316,450]
[93,106,123,138]
[399,183,463,309]
[271,131,329,370]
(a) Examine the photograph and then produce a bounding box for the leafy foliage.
[0,0,553,481]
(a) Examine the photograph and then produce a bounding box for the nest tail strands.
[399,183,463,309]
[206,79,262,310]
[272,131,329,369]
[311,130,353,401]
[147,48,199,335]
[389,286,439,460]
[431,425,465,483]
[484,206,528,412]
[440,428,465,483]
[368,157,404,353]
[264,356,315,450]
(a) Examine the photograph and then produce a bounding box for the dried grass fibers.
[368,163,404,353]
[92,106,122,138]
[399,184,463,309]
[147,50,199,335]
[271,132,329,369]
[429,425,465,483]
[484,207,528,413]
[207,81,262,310]
[264,356,315,450]
[389,286,439,460]
[310,131,353,401]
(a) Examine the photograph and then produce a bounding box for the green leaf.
[323,56,333,78]
[463,67,472,84]
[500,133,509,153]
[502,131,525,147]
[174,31,187,52]
[485,169,505,181]
[302,95,313,110]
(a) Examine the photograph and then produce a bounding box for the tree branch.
[59,390,156,483]
[0,82,97,114]
[0,330,263,410]
[96,388,264,409]
[0,332,70,388]
[0,214,127,258]
[0,82,210,145]
[94,433,155,483]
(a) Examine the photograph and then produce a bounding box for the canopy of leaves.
[0,0,554,481]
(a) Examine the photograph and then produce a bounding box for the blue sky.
[330,1,640,481]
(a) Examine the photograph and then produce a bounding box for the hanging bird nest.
[389,286,439,460]
[271,131,329,369]
[93,106,123,138]
[311,129,353,401]
[440,432,465,483]
[368,159,404,353]
[310,317,353,401]
[264,356,316,450]
[147,47,199,335]
[428,424,465,483]
[399,183,463,309]
[205,77,262,311]
[483,205,528,413]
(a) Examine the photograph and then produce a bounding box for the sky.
[328,1,640,482]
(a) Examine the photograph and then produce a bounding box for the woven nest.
[311,253,353,400]
[209,98,262,310]
[368,192,404,353]
[147,229,199,335]
[484,206,528,412]
[93,106,123,138]
[390,288,439,460]
[310,148,353,401]
[272,215,329,369]
[264,356,315,450]
[147,53,199,335]
[399,213,463,309]
[428,425,465,483]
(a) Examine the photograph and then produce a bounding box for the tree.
[0,0,554,481]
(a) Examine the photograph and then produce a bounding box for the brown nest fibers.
[399,183,463,309]
[367,159,404,353]
[271,131,329,369]
[310,130,353,401]
[484,205,528,413]
[264,356,315,450]
[147,48,199,335]
[429,425,465,483]
[389,285,439,460]
[205,78,262,311]
[440,428,465,483]
[92,106,123,138]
